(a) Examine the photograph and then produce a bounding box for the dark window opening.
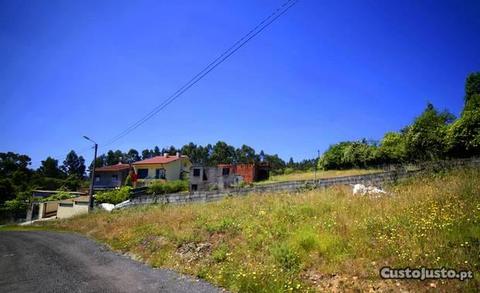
[203,170,208,181]
[193,168,200,177]
[222,168,230,176]
[112,175,118,181]
[191,184,198,191]
[137,169,148,179]
[155,168,166,179]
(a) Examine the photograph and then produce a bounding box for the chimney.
[163,153,168,157]
[176,152,180,157]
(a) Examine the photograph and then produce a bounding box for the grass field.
[256,169,381,184]
[43,168,479,292]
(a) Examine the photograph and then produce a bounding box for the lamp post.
[83,136,98,209]
[314,149,320,185]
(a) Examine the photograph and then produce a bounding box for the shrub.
[124,175,133,187]
[212,243,229,262]
[148,180,188,195]
[271,242,300,271]
[95,186,131,204]
[41,191,72,202]
[292,227,319,252]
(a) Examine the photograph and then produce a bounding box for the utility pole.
[314,149,320,185]
[83,136,98,210]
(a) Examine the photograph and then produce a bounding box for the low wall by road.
[127,170,412,207]
[124,158,480,208]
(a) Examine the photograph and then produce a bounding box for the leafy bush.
[271,242,300,271]
[212,243,229,262]
[124,174,133,187]
[95,186,131,204]
[41,191,73,202]
[148,180,188,195]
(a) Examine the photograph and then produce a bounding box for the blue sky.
[1,0,479,167]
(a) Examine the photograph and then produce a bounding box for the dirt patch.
[141,235,169,250]
[303,271,415,292]
[176,242,212,262]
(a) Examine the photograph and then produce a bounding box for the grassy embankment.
[256,169,381,184]
[44,168,479,292]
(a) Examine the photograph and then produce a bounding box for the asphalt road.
[0,231,222,293]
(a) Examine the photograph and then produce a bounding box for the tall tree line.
[319,72,480,170]
[92,142,288,172]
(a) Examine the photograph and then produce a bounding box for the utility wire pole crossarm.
[83,136,98,210]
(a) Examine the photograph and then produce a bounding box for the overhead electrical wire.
[101,0,298,149]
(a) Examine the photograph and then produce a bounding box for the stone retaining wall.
[125,158,480,208]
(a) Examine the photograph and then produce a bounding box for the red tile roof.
[95,163,131,172]
[132,155,188,165]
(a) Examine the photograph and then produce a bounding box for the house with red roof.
[132,153,191,185]
[94,163,131,189]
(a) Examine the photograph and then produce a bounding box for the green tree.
[341,140,379,168]
[379,132,407,164]
[94,154,106,168]
[447,110,480,157]
[62,150,86,178]
[210,141,236,164]
[263,154,286,174]
[404,103,454,161]
[236,145,257,164]
[0,152,31,177]
[318,142,352,170]
[464,72,480,112]
[0,178,15,204]
[142,149,153,160]
[153,146,161,156]
[38,157,64,178]
[125,149,140,163]
[106,150,123,165]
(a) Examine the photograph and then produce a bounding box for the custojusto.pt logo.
[380,267,473,281]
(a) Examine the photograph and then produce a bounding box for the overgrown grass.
[43,168,479,292]
[257,169,381,184]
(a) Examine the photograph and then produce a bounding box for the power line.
[101,0,298,149]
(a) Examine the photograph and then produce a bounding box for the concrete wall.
[128,170,412,207]
[57,202,89,219]
[124,158,480,209]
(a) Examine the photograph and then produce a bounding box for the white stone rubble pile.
[98,199,132,212]
[352,184,388,197]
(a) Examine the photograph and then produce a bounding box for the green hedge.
[95,186,131,204]
[148,180,188,195]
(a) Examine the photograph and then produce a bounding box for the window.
[95,176,100,182]
[137,169,148,179]
[191,184,198,191]
[193,168,200,177]
[155,168,166,179]
[222,168,230,176]
[111,175,118,182]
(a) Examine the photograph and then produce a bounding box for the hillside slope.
[46,168,479,292]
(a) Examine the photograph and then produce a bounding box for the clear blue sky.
[1,0,479,167]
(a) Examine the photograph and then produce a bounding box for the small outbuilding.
[57,196,90,219]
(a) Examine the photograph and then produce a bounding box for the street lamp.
[83,136,98,209]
